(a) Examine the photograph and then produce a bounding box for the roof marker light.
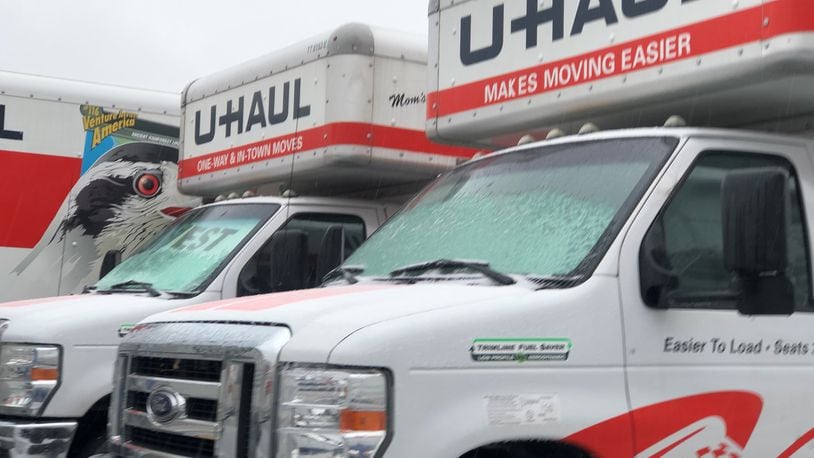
[578,123,600,135]
[545,128,566,140]
[664,115,688,127]
[517,134,537,145]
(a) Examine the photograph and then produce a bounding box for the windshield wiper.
[322,266,364,285]
[389,259,516,286]
[106,280,161,297]
[164,291,199,299]
[526,274,586,290]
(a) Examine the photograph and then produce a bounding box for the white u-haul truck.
[107,1,814,457]
[0,25,473,458]
[0,71,193,302]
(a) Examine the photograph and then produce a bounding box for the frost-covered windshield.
[346,137,676,281]
[95,203,280,293]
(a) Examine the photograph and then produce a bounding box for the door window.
[237,213,365,296]
[640,152,811,310]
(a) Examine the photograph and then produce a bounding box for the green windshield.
[96,203,280,293]
[346,137,676,280]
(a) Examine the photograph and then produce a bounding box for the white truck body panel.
[180,23,476,196]
[0,71,192,302]
[427,0,814,147]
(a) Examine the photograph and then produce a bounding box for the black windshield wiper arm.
[322,266,364,285]
[107,280,161,297]
[164,291,199,299]
[526,274,585,290]
[389,259,516,285]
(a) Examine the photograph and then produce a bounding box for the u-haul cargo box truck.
[107,1,814,457]
[0,24,473,458]
[0,71,196,302]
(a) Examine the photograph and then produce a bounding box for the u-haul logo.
[459,0,702,67]
[0,104,23,141]
[193,77,311,146]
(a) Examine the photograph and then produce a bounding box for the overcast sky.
[0,0,429,93]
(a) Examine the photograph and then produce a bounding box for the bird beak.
[159,207,193,219]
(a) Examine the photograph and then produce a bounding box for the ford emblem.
[146,387,186,424]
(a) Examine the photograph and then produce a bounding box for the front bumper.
[0,420,77,457]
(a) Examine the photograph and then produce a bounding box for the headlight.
[0,344,60,416]
[276,364,390,458]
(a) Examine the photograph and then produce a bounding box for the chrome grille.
[125,360,226,454]
[109,322,290,458]
[131,356,222,382]
[127,426,215,457]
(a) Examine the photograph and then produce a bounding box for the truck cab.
[93,196,391,299]
[107,128,814,457]
[0,195,389,457]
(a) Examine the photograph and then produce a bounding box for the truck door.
[226,207,377,297]
[618,137,814,456]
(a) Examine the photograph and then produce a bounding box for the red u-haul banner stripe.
[178,122,478,179]
[0,150,80,249]
[427,0,814,119]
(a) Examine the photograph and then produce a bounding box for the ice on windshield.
[96,203,279,293]
[347,138,676,279]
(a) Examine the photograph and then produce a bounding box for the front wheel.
[73,432,108,458]
[461,442,592,458]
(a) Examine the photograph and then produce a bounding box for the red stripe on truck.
[779,428,814,458]
[173,285,397,313]
[427,0,814,119]
[0,295,82,308]
[178,123,478,179]
[0,150,80,249]
[565,391,762,457]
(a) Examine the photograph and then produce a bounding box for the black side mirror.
[722,167,794,315]
[268,229,308,293]
[99,250,122,279]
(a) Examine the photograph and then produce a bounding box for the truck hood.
[0,293,207,346]
[140,283,536,361]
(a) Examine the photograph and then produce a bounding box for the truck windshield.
[346,137,677,284]
[95,203,280,294]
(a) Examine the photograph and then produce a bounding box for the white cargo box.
[428,0,814,148]
[180,23,477,196]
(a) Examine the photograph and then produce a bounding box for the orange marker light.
[31,368,58,381]
[339,410,386,432]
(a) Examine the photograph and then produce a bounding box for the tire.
[73,432,108,458]
[461,442,592,458]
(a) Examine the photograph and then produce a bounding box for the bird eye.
[134,172,162,198]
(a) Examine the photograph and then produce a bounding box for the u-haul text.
[483,32,691,104]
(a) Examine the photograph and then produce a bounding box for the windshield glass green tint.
[96,203,280,293]
[346,137,676,279]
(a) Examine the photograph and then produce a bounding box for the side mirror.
[722,167,794,315]
[99,250,122,279]
[268,229,308,293]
